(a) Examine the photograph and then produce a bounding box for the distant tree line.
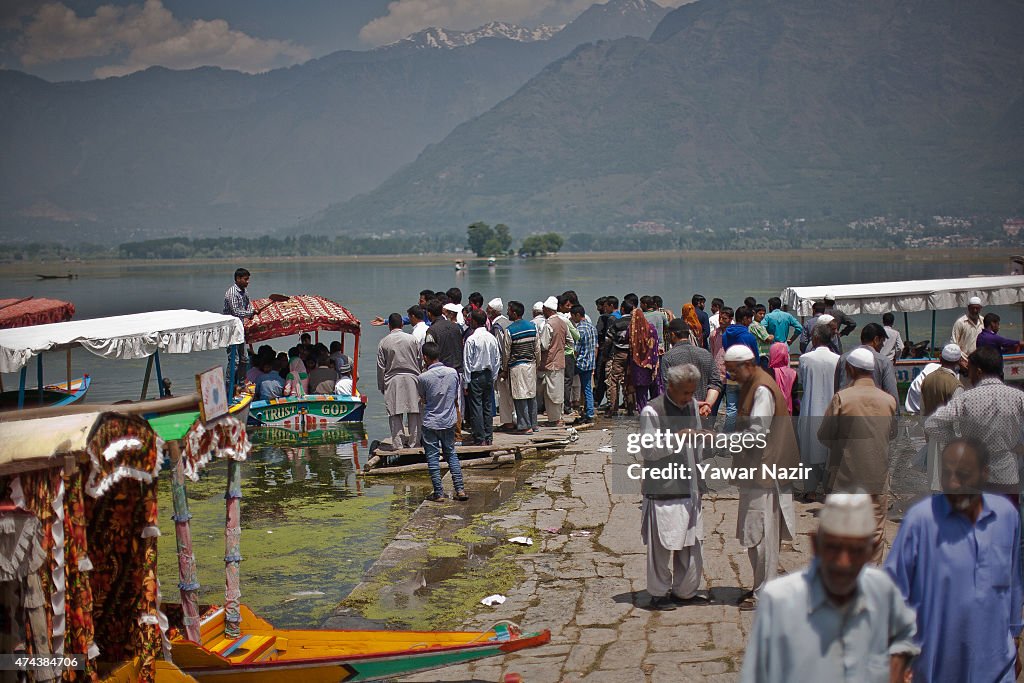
[116,233,465,259]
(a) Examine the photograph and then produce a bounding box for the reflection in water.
[157,426,423,628]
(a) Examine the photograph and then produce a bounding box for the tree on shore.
[519,232,564,256]
[466,222,512,256]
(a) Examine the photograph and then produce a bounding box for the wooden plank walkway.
[363,419,593,474]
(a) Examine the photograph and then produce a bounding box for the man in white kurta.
[796,324,840,496]
[487,298,516,429]
[639,364,707,609]
[377,315,423,449]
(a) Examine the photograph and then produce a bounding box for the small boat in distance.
[454,259,466,271]
[36,273,77,279]
[488,256,497,267]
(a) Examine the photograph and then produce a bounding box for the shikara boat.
[0,411,180,681]
[0,295,90,408]
[0,308,248,416]
[245,295,366,428]
[781,273,1024,392]
[159,605,548,683]
[1,396,549,683]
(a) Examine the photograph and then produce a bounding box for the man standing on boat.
[223,268,255,383]
[950,296,984,362]
[377,314,423,450]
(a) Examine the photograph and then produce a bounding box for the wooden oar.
[253,293,289,316]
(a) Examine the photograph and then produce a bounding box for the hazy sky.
[0,0,675,82]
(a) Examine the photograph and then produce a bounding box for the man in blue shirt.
[885,437,1023,682]
[418,341,467,502]
[764,297,803,347]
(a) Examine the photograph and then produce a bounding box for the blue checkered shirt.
[575,319,597,371]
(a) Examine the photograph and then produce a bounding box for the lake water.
[1,251,1017,626]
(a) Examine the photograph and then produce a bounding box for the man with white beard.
[638,363,709,610]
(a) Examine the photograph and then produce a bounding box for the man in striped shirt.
[505,301,541,434]
[572,305,597,425]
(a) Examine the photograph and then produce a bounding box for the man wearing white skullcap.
[903,343,963,415]
[538,296,568,425]
[913,344,964,491]
[949,295,984,361]
[799,301,841,355]
[834,323,900,405]
[820,292,857,353]
[742,493,918,683]
[486,298,515,430]
[818,346,898,563]
[725,342,799,611]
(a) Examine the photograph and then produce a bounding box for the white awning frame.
[780,275,1024,317]
[0,309,244,373]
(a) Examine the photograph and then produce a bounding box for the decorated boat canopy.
[245,294,360,342]
[0,296,75,329]
[781,274,1024,316]
[0,309,244,373]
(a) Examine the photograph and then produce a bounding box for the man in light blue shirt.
[885,437,1023,682]
[742,493,917,682]
[764,297,803,347]
[417,341,466,502]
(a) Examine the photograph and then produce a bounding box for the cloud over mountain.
[13,0,310,78]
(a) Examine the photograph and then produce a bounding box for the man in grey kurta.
[741,494,918,683]
[639,364,707,610]
[377,313,422,449]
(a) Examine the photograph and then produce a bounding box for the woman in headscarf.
[680,303,703,347]
[768,341,797,415]
[629,310,662,412]
[284,346,309,397]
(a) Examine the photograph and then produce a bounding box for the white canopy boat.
[0,309,246,414]
[780,274,1024,389]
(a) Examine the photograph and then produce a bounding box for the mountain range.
[0,0,670,243]
[308,0,1024,236]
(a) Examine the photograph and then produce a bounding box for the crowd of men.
[362,280,1024,681]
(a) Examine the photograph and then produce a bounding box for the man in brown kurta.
[918,344,964,491]
[538,296,568,425]
[725,344,799,611]
[817,347,897,563]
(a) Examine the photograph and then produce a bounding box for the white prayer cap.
[532,301,544,314]
[817,314,835,326]
[443,303,462,314]
[822,291,836,301]
[543,296,559,310]
[941,343,962,362]
[819,493,875,537]
[968,296,982,306]
[487,297,503,311]
[846,347,875,371]
[723,345,755,362]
